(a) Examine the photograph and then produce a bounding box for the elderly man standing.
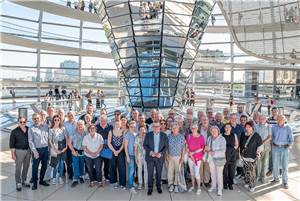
[28,113,50,190]
[256,114,272,183]
[144,121,168,196]
[271,115,294,189]
[65,111,77,180]
[9,116,31,191]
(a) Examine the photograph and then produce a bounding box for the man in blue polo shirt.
[271,114,294,189]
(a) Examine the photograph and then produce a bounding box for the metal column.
[36,11,43,102]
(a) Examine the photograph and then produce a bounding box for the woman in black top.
[222,123,238,190]
[240,121,262,192]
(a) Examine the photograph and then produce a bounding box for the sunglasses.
[19,121,26,124]
[54,119,60,122]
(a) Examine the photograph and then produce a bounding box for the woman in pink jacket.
[186,122,205,195]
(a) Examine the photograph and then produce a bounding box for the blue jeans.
[32,147,49,185]
[72,154,84,181]
[272,146,289,184]
[127,156,135,189]
[53,157,64,179]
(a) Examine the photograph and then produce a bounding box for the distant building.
[54,60,79,82]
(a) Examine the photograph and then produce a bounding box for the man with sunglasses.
[110,109,121,126]
[28,113,50,190]
[9,116,31,191]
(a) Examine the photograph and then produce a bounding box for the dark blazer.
[143,131,168,162]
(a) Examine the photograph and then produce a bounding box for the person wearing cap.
[206,126,226,196]
[167,122,185,193]
[124,121,138,193]
[9,116,31,191]
[186,122,205,195]
[143,121,168,196]
[271,115,294,189]
[239,121,263,192]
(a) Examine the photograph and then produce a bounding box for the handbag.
[50,156,58,168]
[177,164,187,192]
[100,147,113,159]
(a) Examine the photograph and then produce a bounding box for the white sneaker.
[244,184,249,188]
[137,184,142,190]
[196,189,201,195]
[188,186,194,192]
[174,185,179,193]
[52,178,56,185]
[208,187,216,193]
[59,177,64,184]
[84,174,89,180]
[130,188,137,194]
[217,190,222,196]
[169,185,174,192]
[249,187,255,192]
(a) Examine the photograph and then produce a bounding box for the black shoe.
[29,178,33,183]
[228,184,233,190]
[80,178,84,183]
[39,181,50,186]
[32,185,37,190]
[16,187,21,191]
[68,175,73,180]
[162,180,167,184]
[224,184,228,190]
[204,183,210,188]
[71,181,78,188]
[157,188,162,194]
[22,182,30,188]
[147,190,152,196]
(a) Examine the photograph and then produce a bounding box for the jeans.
[32,147,49,186]
[52,157,64,179]
[109,152,126,186]
[257,150,270,179]
[100,157,110,180]
[72,154,84,181]
[272,146,289,184]
[85,156,102,182]
[127,156,135,189]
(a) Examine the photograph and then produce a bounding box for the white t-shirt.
[82,133,103,158]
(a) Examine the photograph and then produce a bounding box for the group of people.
[66,0,98,13]
[284,5,299,24]
[9,102,294,197]
[139,1,162,20]
[183,88,195,106]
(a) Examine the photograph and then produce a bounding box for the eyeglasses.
[33,118,39,120]
[19,121,26,124]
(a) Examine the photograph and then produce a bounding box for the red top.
[186,134,205,164]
